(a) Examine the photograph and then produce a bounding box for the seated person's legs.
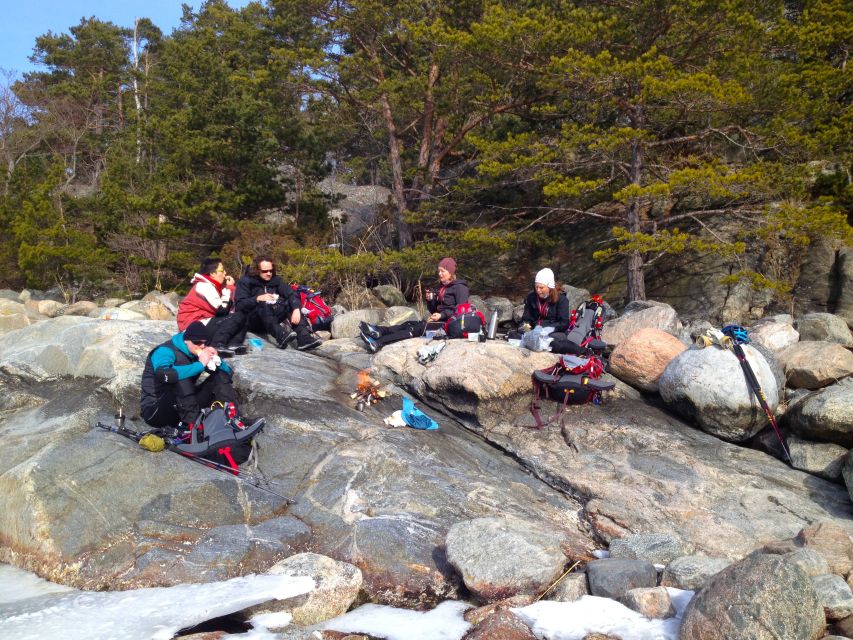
[141,390,181,428]
[249,303,296,348]
[172,376,205,425]
[294,315,322,350]
[360,320,427,352]
[209,311,248,350]
[195,368,239,410]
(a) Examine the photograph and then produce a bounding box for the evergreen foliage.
[0,0,848,304]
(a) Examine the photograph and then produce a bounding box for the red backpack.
[291,284,334,331]
[443,302,486,339]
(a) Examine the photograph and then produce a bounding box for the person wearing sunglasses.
[176,256,248,355]
[141,320,241,430]
[234,255,322,350]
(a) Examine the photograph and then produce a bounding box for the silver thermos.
[486,310,499,339]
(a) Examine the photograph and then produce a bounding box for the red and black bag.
[176,405,265,472]
[444,302,486,339]
[551,295,607,355]
[291,284,334,331]
[529,354,614,429]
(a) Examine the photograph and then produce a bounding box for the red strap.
[537,299,549,326]
[218,446,239,474]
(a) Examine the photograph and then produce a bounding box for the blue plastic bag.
[401,397,439,431]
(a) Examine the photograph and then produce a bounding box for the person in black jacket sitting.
[517,268,571,340]
[359,257,469,353]
[140,321,238,429]
[234,256,321,350]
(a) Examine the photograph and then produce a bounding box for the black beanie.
[183,321,212,344]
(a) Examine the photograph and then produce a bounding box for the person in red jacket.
[176,257,247,353]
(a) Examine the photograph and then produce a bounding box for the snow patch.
[318,600,472,640]
[0,565,314,640]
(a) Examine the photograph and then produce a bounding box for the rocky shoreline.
[2,285,853,638]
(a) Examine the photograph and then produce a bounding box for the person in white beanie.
[517,267,570,339]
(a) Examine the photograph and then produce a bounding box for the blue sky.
[0,0,251,77]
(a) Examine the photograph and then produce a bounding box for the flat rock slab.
[458,398,853,560]
[0,319,595,607]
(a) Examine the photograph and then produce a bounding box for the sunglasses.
[260,268,274,274]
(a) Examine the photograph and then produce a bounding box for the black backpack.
[175,406,265,471]
[551,295,607,355]
[444,302,487,339]
[529,354,615,429]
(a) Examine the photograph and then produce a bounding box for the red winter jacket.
[176,273,236,330]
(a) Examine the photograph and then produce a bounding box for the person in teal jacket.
[140,321,239,428]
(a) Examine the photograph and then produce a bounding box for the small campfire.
[351,369,386,411]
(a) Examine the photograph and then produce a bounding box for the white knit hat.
[535,268,555,289]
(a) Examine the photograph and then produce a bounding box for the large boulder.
[0,299,27,316]
[784,380,853,447]
[483,297,515,326]
[585,558,657,599]
[660,555,731,591]
[0,316,173,405]
[0,313,31,334]
[659,344,778,441]
[795,521,853,578]
[382,305,420,325]
[247,553,362,627]
[608,328,687,393]
[371,285,406,307]
[748,319,799,352]
[679,553,825,640]
[788,435,849,481]
[119,300,173,321]
[618,586,676,619]
[60,301,98,317]
[98,307,149,321]
[608,532,692,565]
[330,308,384,339]
[37,300,65,317]
[0,289,20,301]
[797,313,853,346]
[373,339,619,429]
[445,516,569,602]
[601,301,681,347]
[813,574,853,621]
[778,342,853,390]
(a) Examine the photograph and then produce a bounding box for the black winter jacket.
[234,274,301,315]
[428,279,469,321]
[521,290,571,333]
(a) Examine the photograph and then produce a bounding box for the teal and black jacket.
[140,332,233,411]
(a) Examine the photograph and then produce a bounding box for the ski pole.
[95,422,294,502]
[730,342,792,464]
